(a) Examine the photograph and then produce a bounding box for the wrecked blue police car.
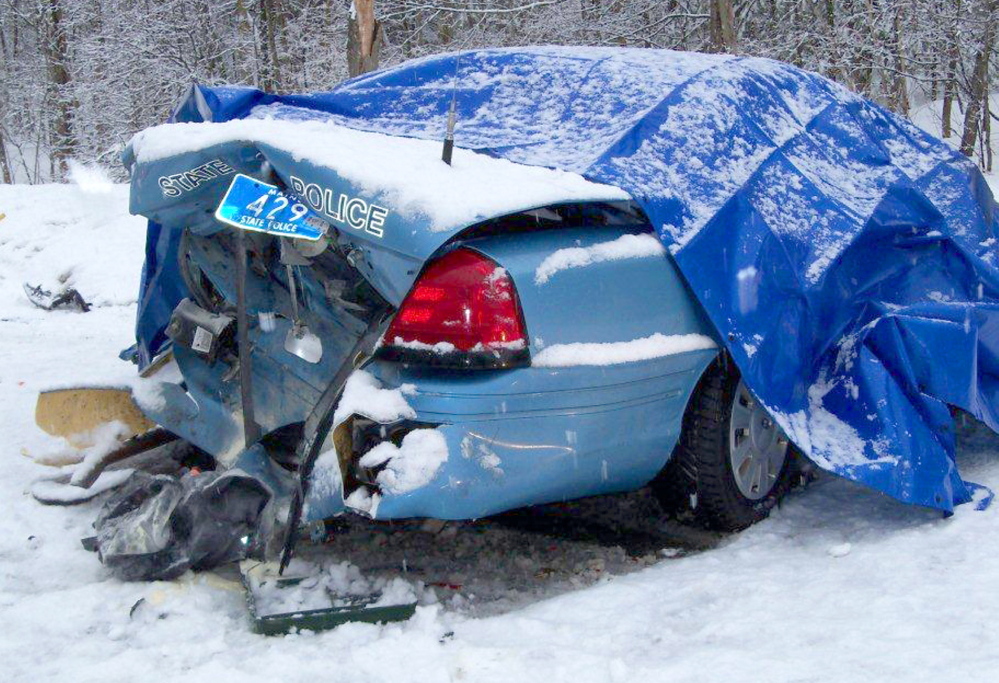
[44,46,999,580]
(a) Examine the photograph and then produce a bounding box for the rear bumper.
[303,349,716,521]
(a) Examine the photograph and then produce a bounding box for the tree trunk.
[710,0,737,53]
[0,127,12,184]
[44,0,73,179]
[942,59,957,138]
[959,1,997,158]
[984,94,993,172]
[941,0,962,139]
[260,0,284,90]
[235,0,258,87]
[348,0,381,78]
[888,7,909,116]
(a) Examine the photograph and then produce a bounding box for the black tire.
[654,357,798,532]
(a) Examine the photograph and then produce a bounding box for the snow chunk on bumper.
[359,429,449,495]
[333,369,417,425]
[308,369,418,513]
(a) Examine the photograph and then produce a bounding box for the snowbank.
[0,183,146,390]
[0,183,144,310]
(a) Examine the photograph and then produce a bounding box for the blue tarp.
[150,47,999,512]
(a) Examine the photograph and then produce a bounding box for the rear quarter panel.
[354,226,722,519]
[466,226,716,352]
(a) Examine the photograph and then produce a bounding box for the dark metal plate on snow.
[241,562,417,636]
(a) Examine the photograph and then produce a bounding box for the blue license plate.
[215,174,326,241]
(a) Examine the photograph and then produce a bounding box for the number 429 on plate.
[215,173,326,241]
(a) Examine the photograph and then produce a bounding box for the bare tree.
[348,0,382,77]
[941,0,962,138]
[0,126,12,184]
[260,0,286,90]
[960,0,997,156]
[709,0,736,53]
[42,0,73,177]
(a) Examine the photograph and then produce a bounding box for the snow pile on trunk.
[128,118,630,233]
[533,333,717,367]
[534,233,666,284]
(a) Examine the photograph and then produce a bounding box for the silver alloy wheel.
[728,380,789,500]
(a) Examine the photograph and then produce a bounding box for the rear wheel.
[654,357,798,531]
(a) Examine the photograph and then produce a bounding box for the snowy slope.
[910,93,999,161]
[1,178,999,682]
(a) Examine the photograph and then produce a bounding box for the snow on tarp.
[143,46,999,513]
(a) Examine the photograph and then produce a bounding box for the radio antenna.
[442,52,461,165]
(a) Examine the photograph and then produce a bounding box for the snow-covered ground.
[910,93,999,162]
[2,172,999,682]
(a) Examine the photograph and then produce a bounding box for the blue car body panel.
[307,348,716,521]
[317,227,718,520]
[127,46,999,515]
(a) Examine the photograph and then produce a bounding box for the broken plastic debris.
[92,470,272,581]
[23,282,92,312]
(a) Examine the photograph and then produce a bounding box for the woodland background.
[0,0,996,183]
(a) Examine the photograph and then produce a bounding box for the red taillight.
[378,248,529,368]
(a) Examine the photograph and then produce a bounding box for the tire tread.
[654,357,796,531]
